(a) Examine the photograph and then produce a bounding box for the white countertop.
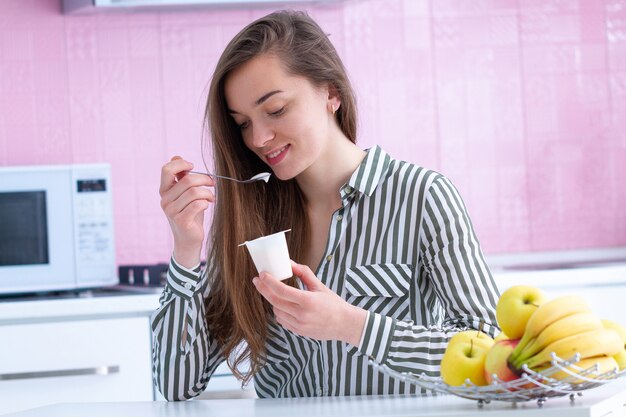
[0,287,161,324]
[492,262,626,290]
[6,376,626,417]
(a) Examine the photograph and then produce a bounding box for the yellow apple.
[496,285,547,339]
[448,330,495,351]
[484,339,521,385]
[440,340,490,386]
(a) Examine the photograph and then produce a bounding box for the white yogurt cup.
[239,229,292,280]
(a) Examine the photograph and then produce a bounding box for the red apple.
[484,339,521,384]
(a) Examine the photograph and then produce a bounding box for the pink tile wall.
[1,0,625,265]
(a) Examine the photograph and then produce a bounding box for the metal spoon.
[188,171,271,184]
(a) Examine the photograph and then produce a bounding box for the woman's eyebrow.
[255,90,283,106]
[228,90,284,115]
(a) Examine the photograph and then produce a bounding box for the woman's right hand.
[159,156,215,268]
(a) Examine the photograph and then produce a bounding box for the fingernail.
[252,277,259,286]
[259,272,266,280]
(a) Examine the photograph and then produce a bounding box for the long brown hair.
[202,10,357,385]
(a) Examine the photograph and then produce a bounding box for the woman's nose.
[250,121,275,148]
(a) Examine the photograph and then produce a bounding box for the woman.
[153,10,500,400]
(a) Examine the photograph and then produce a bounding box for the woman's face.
[224,54,339,181]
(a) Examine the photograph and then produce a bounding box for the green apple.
[440,340,490,386]
[496,285,547,339]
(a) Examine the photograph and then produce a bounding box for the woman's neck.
[296,135,366,212]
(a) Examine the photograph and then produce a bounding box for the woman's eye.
[269,107,285,117]
[238,121,250,130]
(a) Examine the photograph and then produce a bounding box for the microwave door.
[0,191,50,266]
[0,168,76,294]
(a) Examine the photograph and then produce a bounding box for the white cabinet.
[0,292,159,415]
[0,317,153,415]
[0,291,255,415]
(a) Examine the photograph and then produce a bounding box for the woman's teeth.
[268,146,287,158]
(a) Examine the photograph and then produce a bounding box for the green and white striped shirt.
[151,145,500,400]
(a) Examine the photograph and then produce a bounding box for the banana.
[533,355,619,383]
[511,312,603,367]
[521,328,623,369]
[510,295,591,361]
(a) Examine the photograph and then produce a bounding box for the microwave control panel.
[71,165,116,283]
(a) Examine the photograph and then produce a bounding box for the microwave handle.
[0,365,120,381]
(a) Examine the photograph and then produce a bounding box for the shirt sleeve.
[150,255,226,400]
[349,175,500,376]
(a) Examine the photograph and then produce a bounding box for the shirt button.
[184,282,192,290]
[336,214,343,221]
[345,186,353,194]
[316,388,323,396]
[326,255,333,262]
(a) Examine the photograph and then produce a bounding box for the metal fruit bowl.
[369,353,626,407]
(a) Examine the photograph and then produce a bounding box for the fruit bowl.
[369,354,626,407]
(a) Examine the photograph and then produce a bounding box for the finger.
[161,173,215,210]
[273,307,300,333]
[252,272,303,312]
[253,275,299,311]
[290,261,324,291]
[172,199,210,228]
[164,186,215,218]
[258,271,306,304]
[160,157,194,195]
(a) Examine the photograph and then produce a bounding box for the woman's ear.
[326,83,341,114]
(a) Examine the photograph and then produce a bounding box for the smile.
[265,145,290,166]
[267,146,288,159]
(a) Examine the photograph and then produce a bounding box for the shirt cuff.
[166,256,203,300]
[347,311,396,364]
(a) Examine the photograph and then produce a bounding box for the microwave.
[0,163,117,295]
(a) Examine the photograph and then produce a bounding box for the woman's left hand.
[252,260,367,346]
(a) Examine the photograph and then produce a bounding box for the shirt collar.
[341,145,392,199]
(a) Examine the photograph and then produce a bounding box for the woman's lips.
[266,144,290,166]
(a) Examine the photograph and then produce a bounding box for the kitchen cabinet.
[0,291,158,415]
[0,289,252,415]
[0,317,153,415]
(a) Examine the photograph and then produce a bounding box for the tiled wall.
[1,0,625,265]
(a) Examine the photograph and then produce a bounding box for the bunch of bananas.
[507,295,623,372]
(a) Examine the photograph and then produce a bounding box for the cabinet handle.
[0,365,120,381]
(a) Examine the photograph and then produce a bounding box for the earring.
[331,104,336,115]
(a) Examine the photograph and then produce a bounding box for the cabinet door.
[0,317,153,415]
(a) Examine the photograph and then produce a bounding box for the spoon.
[188,171,271,184]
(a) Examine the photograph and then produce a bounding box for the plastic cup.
[239,229,292,280]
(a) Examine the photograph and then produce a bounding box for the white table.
[7,376,626,417]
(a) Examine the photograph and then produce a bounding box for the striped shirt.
[150,145,500,400]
